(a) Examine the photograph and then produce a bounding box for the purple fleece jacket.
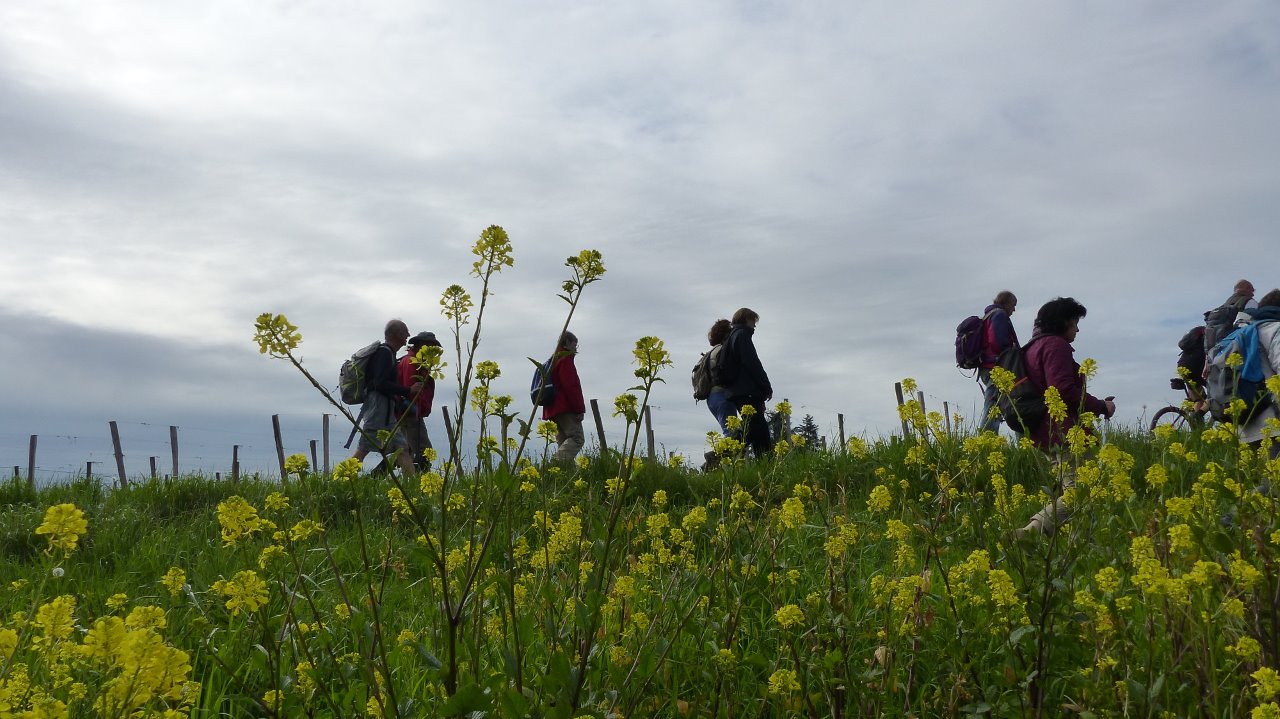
[1024,333,1111,449]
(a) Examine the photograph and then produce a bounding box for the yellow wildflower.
[768,668,800,695]
[774,604,805,629]
[212,570,269,616]
[35,503,88,554]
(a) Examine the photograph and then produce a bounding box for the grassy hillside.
[2,414,1277,718]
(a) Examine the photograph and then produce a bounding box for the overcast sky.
[3,1,1279,482]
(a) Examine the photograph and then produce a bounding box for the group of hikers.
[344,321,589,470]
[960,281,1280,536]
[341,283,1280,538]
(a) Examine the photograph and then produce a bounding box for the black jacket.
[724,325,772,402]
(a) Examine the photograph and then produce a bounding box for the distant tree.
[795,414,822,452]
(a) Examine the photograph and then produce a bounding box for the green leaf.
[499,687,531,717]
[1210,531,1235,554]
[439,683,491,716]
[416,644,443,670]
[1008,624,1036,645]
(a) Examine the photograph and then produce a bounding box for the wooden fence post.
[272,415,286,481]
[109,421,128,488]
[590,399,607,453]
[85,462,92,481]
[916,391,926,414]
[322,414,331,477]
[232,445,240,484]
[309,440,318,473]
[27,435,36,491]
[12,467,17,479]
[944,401,952,434]
[837,413,846,452]
[169,425,179,478]
[643,405,655,462]
[149,457,158,481]
[893,383,909,437]
[441,407,456,460]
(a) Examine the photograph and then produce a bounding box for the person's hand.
[410,382,424,394]
[1103,398,1116,418]
[576,413,586,421]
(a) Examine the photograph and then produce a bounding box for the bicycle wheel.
[1150,405,1190,432]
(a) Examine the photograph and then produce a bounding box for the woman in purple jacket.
[1019,297,1116,537]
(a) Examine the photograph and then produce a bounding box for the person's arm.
[1042,341,1109,417]
[737,334,772,399]
[990,311,1013,351]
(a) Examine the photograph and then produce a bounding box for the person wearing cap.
[399,331,441,471]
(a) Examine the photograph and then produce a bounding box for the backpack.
[692,345,723,401]
[1203,299,1246,355]
[339,341,385,405]
[1204,325,1274,423]
[1176,326,1206,381]
[993,339,1048,434]
[529,360,556,407]
[955,309,997,370]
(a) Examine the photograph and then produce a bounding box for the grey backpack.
[339,341,384,405]
[692,345,723,401]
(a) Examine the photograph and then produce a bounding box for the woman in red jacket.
[543,332,586,462]
[1019,297,1116,538]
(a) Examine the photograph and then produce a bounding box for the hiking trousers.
[552,412,585,462]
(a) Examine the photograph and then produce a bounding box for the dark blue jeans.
[707,390,736,435]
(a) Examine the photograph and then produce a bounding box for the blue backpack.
[529,360,556,407]
[1205,324,1274,423]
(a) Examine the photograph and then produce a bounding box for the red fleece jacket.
[1024,334,1110,449]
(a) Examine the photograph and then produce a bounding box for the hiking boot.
[702,451,720,472]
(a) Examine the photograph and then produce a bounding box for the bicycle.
[1149,377,1209,432]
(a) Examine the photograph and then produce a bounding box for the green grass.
[1,422,1277,718]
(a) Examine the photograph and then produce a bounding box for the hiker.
[399,331,441,471]
[350,319,421,476]
[543,331,586,462]
[1203,279,1258,362]
[1233,289,1280,456]
[1017,298,1116,538]
[977,291,1019,433]
[723,307,774,458]
[705,319,735,434]
[1175,325,1206,404]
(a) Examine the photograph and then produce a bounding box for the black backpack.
[1176,326,1206,382]
[994,338,1048,434]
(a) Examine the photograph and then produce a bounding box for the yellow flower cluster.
[774,604,805,629]
[253,313,301,357]
[212,570,269,616]
[824,517,859,559]
[767,668,800,695]
[867,484,892,514]
[777,497,806,531]
[216,496,275,547]
[35,503,88,555]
